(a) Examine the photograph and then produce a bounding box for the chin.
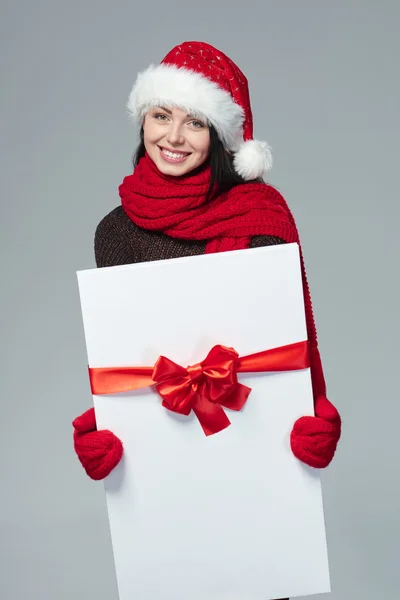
[155,158,197,177]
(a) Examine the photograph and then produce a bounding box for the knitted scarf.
[71,153,341,483]
[119,153,326,403]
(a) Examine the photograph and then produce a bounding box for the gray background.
[1,1,399,598]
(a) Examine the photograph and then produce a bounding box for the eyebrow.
[158,106,201,120]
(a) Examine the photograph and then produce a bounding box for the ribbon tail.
[89,366,155,395]
[221,383,251,411]
[192,395,231,436]
[237,341,310,373]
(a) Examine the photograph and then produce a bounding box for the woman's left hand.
[290,395,341,468]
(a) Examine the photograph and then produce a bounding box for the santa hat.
[127,41,273,181]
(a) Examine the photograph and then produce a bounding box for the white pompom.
[233,139,273,180]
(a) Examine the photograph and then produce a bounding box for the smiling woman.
[72,39,342,600]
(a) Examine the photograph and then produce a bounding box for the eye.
[154,113,169,121]
[190,120,205,129]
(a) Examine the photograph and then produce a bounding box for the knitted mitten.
[290,395,341,468]
[290,342,341,468]
[72,408,123,480]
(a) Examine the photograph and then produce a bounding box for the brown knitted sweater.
[94,206,285,267]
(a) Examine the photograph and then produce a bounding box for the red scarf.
[119,153,326,403]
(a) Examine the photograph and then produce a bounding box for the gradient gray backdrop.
[1,1,399,598]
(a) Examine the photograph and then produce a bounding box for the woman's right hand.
[72,408,123,480]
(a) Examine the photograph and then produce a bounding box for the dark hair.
[132,125,262,202]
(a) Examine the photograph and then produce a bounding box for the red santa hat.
[127,41,273,181]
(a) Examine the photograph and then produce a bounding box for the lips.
[159,146,191,164]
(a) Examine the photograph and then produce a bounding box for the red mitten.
[290,395,341,468]
[72,408,123,480]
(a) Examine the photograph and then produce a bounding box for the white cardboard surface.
[77,243,331,600]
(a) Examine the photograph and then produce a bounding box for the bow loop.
[152,355,194,416]
[199,345,241,405]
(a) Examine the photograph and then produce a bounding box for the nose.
[166,122,185,146]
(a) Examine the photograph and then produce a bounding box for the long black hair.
[132,125,262,202]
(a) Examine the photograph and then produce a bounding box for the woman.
[73,41,341,598]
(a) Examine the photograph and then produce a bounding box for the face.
[143,106,211,176]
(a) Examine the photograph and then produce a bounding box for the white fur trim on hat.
[127,63,245,151]
[233,140,273,180]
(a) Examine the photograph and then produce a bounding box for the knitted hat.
[127,41,273,181]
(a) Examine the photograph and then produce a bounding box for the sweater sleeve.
[249,235,286,248]
[94,208,139,267]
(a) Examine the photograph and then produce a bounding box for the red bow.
[152,345,250,435]
[89,341,310,436]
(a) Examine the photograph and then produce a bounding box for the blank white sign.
[77,243,330,600]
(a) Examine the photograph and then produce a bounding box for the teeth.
[162,149,188,159]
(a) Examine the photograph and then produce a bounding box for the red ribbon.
[88,341,310,436]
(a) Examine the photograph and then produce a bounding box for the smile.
[159,147,191,163]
